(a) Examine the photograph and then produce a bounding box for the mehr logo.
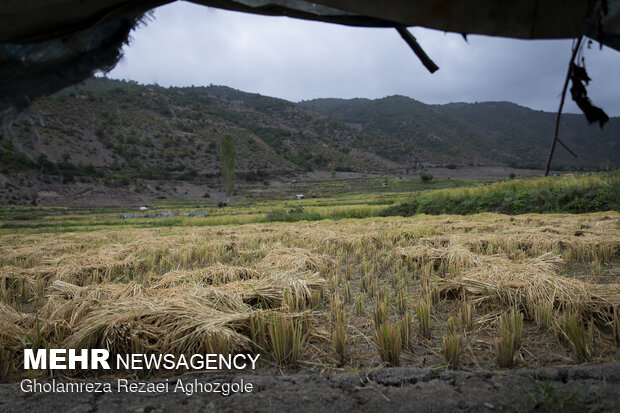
[24,349,110,370]
[23,349,260,371]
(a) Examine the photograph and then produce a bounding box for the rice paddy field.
[1,205,619,380]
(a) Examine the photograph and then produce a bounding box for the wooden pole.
[396,27,439,74]
[545,36,583,176]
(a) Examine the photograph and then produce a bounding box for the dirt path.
[1,363,619,412]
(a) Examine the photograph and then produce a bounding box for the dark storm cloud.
[107,1,620,115]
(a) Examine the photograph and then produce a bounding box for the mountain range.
[0,77,617,193]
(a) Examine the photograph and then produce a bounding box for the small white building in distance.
[139,206,148,211]
[295,194,304,200]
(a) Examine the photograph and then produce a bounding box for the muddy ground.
[1,363,619,412]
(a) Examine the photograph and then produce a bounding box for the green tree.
[420,172,433,183]
[220,134,235,203]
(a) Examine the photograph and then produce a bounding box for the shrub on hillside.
[420,172,433,183]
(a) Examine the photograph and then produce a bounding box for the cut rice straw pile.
[60,295,256,356]
[440,253,620,320]
[395,245,483,270]
[32,266,327,368]
[151,264,261,288]
[196,271,327,310]
[257,246,335,274]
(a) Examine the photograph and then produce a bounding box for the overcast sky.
[107,1,620,115]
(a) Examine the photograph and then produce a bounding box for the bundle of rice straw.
[151,263,260,288]
[395,245,483,270]
[0,265,53,297]
[0,302,32,375]
[441,246,484,270]
[197,270,327,309]
[38,247,142,284]
[38,281,143,340]
[46,290,316,361]
[46,280,143,300]
[418,236,451,248]
[440,253,620,320]
[60,295,254,356]
[394,246,443,267]
[0,302,31,350]
[257,247,334,273]
[0,240,76,264]
[40,265,326,347]
[319,231,366,253]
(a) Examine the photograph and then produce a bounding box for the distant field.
[0,173,481,234]
[1,171,617,234]
[0,192,399,234]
